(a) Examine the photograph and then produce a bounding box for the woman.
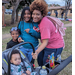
[30,0,64,66]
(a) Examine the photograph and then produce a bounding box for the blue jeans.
[19,46,38,62]
[37,47,63,66]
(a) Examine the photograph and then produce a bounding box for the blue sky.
[45,0,65,6]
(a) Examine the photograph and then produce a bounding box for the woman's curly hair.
[30,0,48,17]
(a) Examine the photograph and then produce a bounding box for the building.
[48,6,72,17]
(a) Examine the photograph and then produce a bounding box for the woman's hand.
[26,70,31,75]
[25,29,30,33]
[18,37,23,43]
[32,51,38,59]
[32,39,49,59]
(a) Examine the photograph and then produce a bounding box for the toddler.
[6,27,20,49]
[10,49,31,75]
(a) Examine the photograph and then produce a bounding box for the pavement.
[2,34,11,40]
[2,23,72,40]
[64,23,72,27]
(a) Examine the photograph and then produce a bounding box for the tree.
[11,0,22,24]
[15,0,29,22]
[48,4,60,7]
[63,0,72,19]
[7,0,34,24]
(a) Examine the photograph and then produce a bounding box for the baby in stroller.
[10,49,31,75]
[2,44,37,75]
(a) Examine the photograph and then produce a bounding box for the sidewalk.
[2,23,72,40]
[2,34,11,40]
[64,23,72,27]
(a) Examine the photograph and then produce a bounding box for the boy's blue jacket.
[18,21,40,49]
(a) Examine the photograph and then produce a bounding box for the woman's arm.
[32,39,49,59]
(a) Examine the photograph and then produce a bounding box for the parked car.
[5,9,12,14]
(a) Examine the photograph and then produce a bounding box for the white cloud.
[45,0,65,6]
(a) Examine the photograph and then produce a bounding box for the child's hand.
[18,37,23,43]
[26,70,31,75]
[25,29,30,33]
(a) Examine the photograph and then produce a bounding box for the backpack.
[46,16,65,37]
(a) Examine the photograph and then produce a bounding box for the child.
[6,27,20,49]
[10,49,31,75]
[18,7,40,62]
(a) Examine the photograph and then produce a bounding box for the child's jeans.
[19,45,38,62]
[37,47,63,66]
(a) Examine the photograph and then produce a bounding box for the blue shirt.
[18,21,40,49]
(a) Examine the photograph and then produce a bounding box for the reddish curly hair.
[30,0,48,17]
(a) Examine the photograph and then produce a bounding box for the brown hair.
[30,0,48,17]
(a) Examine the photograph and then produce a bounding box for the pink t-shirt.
[39,17,64,49]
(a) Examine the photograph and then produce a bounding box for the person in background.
[61,10,64,18]
[47,11,51,16]
[55,10,58,18]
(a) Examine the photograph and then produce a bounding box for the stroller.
[2,42,72,75]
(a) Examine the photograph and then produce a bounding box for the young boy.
[10,49,31,75]
[6,27,20,49]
